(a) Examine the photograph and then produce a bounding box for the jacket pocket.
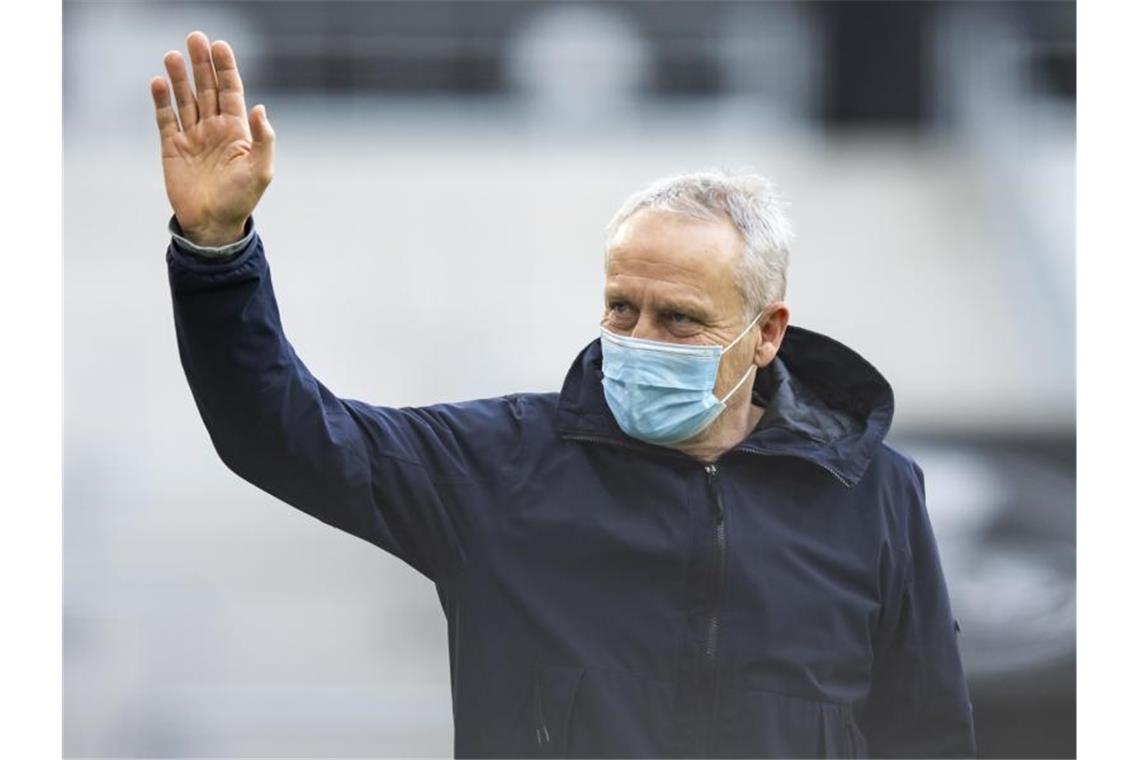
[530,663,585,758]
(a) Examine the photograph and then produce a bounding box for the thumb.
[250,104,275,145]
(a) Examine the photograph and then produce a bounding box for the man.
[151,30,977,759]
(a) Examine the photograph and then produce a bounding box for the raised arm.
[152,32,517,586]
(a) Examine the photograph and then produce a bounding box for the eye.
[664,311,703,336]
[610,301,630,314]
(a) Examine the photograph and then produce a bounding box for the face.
[602,207,787,405]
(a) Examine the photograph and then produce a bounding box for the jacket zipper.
[703,462,727,752]
[704,463,726,658]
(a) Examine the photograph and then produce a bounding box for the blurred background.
[64,0,1075,757]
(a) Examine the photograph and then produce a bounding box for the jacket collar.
[555,324,895,488]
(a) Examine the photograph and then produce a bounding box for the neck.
[668,391,766,464]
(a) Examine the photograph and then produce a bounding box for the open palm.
[150,31,274,246]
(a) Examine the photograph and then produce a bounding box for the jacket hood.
[555,324,896,487]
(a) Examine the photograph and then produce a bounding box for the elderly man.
[151,31,976,760]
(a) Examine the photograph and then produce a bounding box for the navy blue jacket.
[167,230,977,758]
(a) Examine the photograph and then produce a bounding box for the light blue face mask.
[599,309,766,446]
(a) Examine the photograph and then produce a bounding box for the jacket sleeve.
[863,461,978,758]
[166,228,520,587]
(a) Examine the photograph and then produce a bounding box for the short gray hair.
[603,169,794,321]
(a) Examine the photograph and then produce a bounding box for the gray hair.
[603,169,794,321]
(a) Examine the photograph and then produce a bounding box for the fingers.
[210,40,247,120]
[163,49,197,129]
[187,31,220,119]
[159,31,249,131]
[150,76,180,138]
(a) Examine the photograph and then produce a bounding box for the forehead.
[605,208,744,313]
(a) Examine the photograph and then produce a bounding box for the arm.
[167,229,511,584]
[152,32,510,586]
[862,461,978,758]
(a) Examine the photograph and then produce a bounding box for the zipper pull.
[705,464,725,524]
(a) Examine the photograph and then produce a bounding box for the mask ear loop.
[722,306,768,352]
[718,362,758,404]
[717,306,769,403]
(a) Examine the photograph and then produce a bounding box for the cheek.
[716,343,758,393]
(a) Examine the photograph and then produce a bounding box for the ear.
[753,302,790,368]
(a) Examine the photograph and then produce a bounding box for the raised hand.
[150,31,275,246]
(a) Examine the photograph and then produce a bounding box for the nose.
[630,313,650,340]
[630,314,669,342]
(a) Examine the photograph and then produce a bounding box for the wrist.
[179,217,249,247]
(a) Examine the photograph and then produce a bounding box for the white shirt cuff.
[168,214,255,258]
